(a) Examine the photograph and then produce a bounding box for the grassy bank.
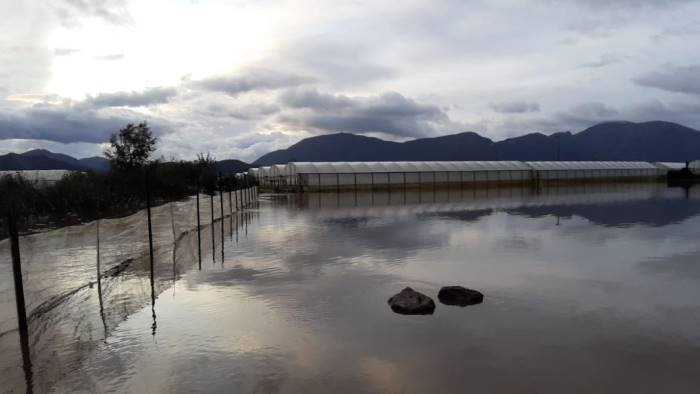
[0,161,255,238]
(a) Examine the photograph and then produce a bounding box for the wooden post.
[210,193,215,262]
[234,182,239,211]
[228,181,233,216]
[196,185,201,270]
[145,170,157,336]
[218,173,224,263]
[7,206,33,390]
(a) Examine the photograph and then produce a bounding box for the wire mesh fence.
[0,167,258,393]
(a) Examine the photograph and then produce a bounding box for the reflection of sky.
[47,187,700,392]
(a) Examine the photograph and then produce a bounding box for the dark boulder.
[387,287,436,315]
[438,286,484,307]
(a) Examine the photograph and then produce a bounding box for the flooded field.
[2,184,700,393]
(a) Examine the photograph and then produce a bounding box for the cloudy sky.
[1,0,700,162]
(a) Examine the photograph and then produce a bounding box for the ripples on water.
[2,184,700,393]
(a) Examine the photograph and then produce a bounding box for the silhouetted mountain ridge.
[254,121,700,165]
[0,150,251,175]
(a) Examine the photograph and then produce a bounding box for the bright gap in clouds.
[2,0,700,162]
[46,0,284,99]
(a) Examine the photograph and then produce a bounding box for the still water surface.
[4,184,700,393]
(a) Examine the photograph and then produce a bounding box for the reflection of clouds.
[638,250,700,279]
[506,197,700,228]
[48,188,700,393]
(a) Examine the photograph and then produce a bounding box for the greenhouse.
[656,162,687,171]
[690,161,700,174]
[245,161,680,192]
[246,161,674,191]
[525,161,663,181]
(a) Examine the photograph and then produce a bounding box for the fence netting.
[0,187,256,393]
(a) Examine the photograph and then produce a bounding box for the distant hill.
[254,121,700,165]
[0,149,112,172]
[0,151,87,171]
[0,149,251,175]
[215,159,252,176]
[78,156,111,173]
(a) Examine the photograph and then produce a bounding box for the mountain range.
[0,149,111,172]
[0,149,251,175]
[2,121,699,173]
[254,121,700,165]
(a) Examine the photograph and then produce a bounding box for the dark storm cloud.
[0,103,169,143]
[278,88,354,110]
[277,89,450,138]
[83,87,178,108]
[191,69,312,96]
[490,101,541,114]
[634,65,700,95]
[205,102,281,121]
[520,102,621,132]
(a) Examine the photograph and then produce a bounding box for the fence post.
[228,180,233,216]
[7,206,33,390]
[218,173,224,263]
[228,180,233,239]
[196,182,201,269]
[210,193,215,262]
[145,169,157,336]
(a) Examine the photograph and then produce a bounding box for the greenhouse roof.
[655,162,686,170]
[289,161,532,174]
[525,161,658,170]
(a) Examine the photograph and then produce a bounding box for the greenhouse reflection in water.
[2,184,700,393]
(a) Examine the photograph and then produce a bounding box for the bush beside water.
[0,161,255,238]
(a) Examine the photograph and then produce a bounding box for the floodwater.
[3,184,700,393]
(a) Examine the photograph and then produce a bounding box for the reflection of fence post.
[7,206,33,388]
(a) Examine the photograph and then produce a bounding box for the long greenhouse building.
[246,161,694,192]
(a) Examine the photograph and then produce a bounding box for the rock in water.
[438,286,484,307]
[387,287,436,315]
